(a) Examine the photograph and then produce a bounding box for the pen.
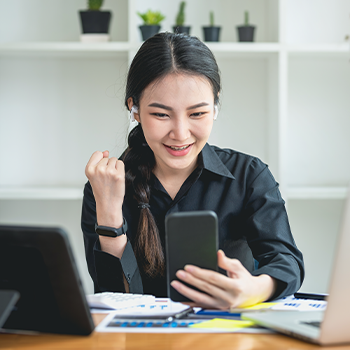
[294,292,328,301]
[166,307,193,322]
[195,309,241,318]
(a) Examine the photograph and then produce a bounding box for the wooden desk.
[1,314,349,350]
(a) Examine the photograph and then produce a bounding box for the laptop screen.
[0,225,94,335]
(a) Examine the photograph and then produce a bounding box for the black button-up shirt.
[81,144,304,299]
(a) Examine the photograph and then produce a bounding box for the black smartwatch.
[95,218,128,237]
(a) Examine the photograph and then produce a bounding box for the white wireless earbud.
[213,105,218,120]
[130,105,138,122]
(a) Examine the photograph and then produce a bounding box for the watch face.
[96,228,117,237]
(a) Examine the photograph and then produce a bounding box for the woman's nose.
[169,118,191,141]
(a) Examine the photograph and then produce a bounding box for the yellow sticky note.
[241,302,277,310]
[229,302,278,313]
[190,318,255,329]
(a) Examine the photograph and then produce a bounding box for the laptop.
[242,189,350,345]
[0,225,95,335]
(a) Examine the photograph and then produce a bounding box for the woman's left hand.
[170,250,277,310]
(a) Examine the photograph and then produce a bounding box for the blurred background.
[0,0,349,295]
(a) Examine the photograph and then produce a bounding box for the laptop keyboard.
[86,292,155,310]
[301,321,321,328]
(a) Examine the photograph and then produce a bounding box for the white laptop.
[242,189,350,346]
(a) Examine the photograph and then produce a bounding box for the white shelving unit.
[0,187,84,200]
[1,0,349,294]
[287,187,348,200]
[0,42,130,54]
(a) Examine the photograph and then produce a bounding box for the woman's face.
[133,73,216,177]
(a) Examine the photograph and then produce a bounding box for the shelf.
[287,43,350,56]
[287,187,348,200]
[205,42,280,52]
[0,188,83,200]
[130,42,282,58]
[0,42,130,57]
[0,42,281,55]
[1,42,348,58]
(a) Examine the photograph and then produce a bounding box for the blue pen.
[196,309,241,317]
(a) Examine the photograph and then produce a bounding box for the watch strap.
[95,218,128,237]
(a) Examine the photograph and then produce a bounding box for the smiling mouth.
[166,144,193,151]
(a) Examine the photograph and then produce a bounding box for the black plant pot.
[79,10,112,33]
[236,25,255,42]
[139,25,161,41]
[203,26,221,42]
[173,26,191,35]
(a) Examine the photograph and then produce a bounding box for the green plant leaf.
[210,11,214,26]
[175,1,186,26]
[88,0,103,11]
[244,11,249,26]
[138,9,165,25]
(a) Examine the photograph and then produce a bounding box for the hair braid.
[123,124,164,277]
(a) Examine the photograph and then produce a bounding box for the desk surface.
[0,314,349,350]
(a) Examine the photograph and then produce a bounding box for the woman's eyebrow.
[148,103,172,110]
[148,102,210,110]
[187,102,209,110]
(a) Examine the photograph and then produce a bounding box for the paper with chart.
[95,298,271,333]
[95,295,327,333]
[271,296,327,311]
[108,298,190,318]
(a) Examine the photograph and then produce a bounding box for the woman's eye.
[191,112,206,117]
[151,113,168,118]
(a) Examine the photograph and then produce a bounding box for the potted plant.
[173,2,191,35]
[79,0,112,42]
[236,11,256,42]
[202,11,221,42]
[138,10,165,41]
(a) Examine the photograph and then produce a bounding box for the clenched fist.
[85,150,125,228]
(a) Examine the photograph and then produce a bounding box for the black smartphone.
[165,210,218,302]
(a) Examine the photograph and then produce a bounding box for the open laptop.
[242,189,350,345]
[0,225,95,335]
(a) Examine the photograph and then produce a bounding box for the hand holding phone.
[165,211,218,302]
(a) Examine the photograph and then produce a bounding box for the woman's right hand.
[85,150,125,228]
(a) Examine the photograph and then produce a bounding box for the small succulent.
[210,11,215,26]
[244,11,250,26]
[175,2,186,26]
[138,10,165,25]
[88,0,103,11]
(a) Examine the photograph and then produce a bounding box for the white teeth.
[169,145,190,150]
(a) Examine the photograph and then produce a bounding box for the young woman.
[81,32,304,309]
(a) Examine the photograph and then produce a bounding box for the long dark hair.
[122,33,221,277]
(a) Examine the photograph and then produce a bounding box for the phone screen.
[165,210,218,302]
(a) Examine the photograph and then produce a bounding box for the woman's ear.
[127,97,133,111]
[127,97,140,123]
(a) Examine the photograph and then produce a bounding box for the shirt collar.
[200,143,235,180]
